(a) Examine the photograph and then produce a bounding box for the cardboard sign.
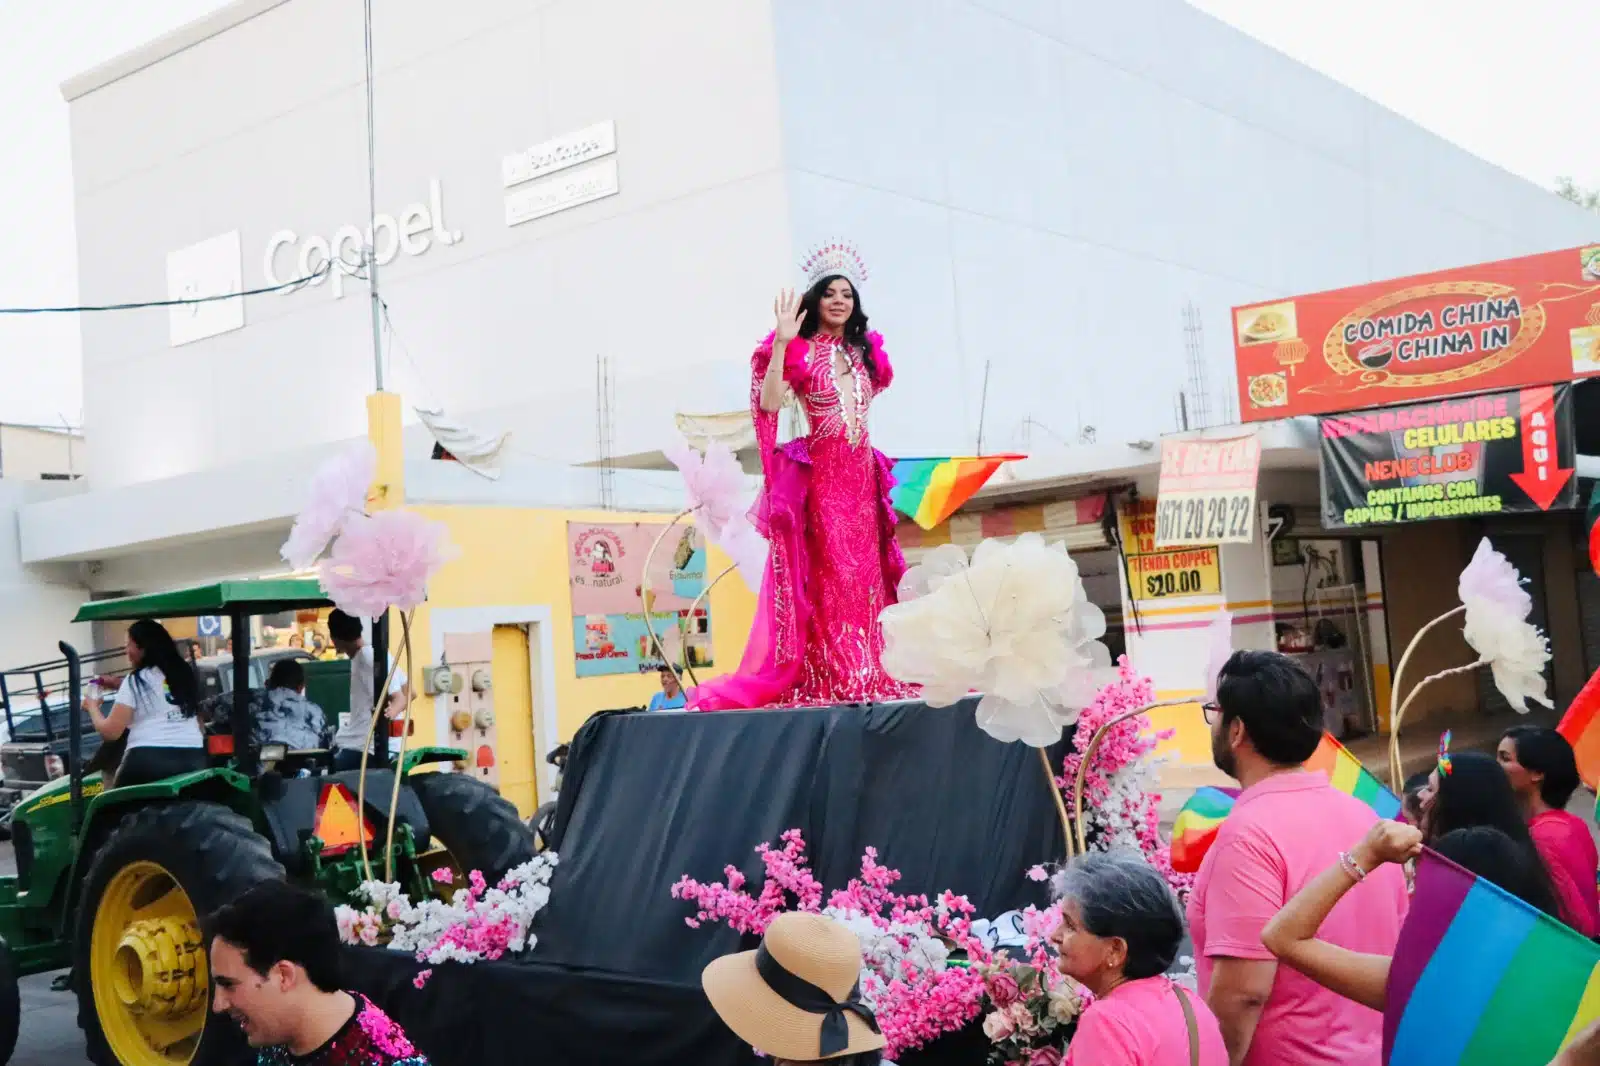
[1155,436,1261,547]
[1119,498,1224,603]
[1319,384,1576,528]
[1233,245,1600,422]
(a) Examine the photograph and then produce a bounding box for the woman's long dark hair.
[1426,750,1560,913]
[1435,825,1562,919]
[127,618,199,717]
[797,274,881,386]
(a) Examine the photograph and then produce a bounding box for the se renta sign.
[261,179,461,299]
[1318,384,1577,530]
[1233,244,1600,422]
[1154,435,1261,548]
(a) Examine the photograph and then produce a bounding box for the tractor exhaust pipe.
[60,641,83,834]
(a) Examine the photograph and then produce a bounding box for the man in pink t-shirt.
[1187,650,1408,1066]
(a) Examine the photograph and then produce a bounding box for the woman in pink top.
[1050,853,1227,1066]
[1499,726,1600,937]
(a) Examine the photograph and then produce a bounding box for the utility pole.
[364,0,385,392]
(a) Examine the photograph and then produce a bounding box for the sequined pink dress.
[688,330,915,710]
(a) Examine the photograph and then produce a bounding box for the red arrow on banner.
[1507,384,1573,511]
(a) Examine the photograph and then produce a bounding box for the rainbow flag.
[1384,848,1600,1065]
[1170,786,1238,873]
[1168,733,1399,873]
[1558,667,1600,792]
[888,455,1025,530]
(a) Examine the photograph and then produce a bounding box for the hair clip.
[1437,729,1453,777]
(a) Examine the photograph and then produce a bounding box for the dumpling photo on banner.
[1385,848,1600,1065]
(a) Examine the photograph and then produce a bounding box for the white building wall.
[67,0,789,490]
[0,483,90,665]
[771,0,1599,459]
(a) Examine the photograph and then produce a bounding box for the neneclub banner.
[1319,384,1576,529]
[1232,244,1600,423]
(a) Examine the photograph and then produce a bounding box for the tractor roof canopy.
[72,578,332,623]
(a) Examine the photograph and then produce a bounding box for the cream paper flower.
[1458,537,1552,711]
[879,533,1116,746]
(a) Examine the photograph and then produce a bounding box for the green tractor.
[0,578,537,1066]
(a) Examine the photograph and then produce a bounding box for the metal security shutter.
[1579,570,1600,675]
[1477,534,1550,715]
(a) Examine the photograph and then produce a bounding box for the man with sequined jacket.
[205,881,429,1066]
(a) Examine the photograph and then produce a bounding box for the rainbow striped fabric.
[1168,733,1400,873]
[888,455,1025,531]
[1170,786,1238,873]
[1385,848,1600,1065]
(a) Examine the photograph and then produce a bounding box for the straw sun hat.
[702,912,885,1061]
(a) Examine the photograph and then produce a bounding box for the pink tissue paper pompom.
[318,510,456,618]
[282,441,378,569]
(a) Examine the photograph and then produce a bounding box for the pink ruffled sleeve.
[867,331,894,391]
[752,331,811,392]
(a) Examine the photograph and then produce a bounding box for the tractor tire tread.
[409,772,537,883]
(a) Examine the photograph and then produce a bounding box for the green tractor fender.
[49,768,255,940]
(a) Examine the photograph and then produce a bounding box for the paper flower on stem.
[318,510,456,618]
[878,533,1116,746]
[281,441,378,569]
[663,437,767,590]
[1458,538,1552,710]
[1203,608,1234,705]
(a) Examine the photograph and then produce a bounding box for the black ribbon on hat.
[754,943,880,1057]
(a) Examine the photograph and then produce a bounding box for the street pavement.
[0,844,90,1066]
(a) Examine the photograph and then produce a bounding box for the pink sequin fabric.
[688,330,915,710]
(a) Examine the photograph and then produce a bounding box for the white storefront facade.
[5,0,1596,746]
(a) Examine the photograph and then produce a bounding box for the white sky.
[0,0,1596,428]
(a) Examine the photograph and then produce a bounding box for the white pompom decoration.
[879,533,1117,747]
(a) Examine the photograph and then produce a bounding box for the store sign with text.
[1319,383,1576,529]
[1233,245,1600,422]
[1155,435,1261,548]
[1119,498,1223,603]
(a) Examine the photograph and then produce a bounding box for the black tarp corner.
[350,699,1073,1066]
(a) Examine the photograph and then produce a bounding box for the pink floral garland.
[1057,658,1193,898]
[673,830,990,1060]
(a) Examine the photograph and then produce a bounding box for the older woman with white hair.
[1050,853,1227,1066]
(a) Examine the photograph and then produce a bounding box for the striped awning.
[896,493,1111,563]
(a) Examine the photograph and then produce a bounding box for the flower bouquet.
[973,906,1086,1066]
[336,854,559,987]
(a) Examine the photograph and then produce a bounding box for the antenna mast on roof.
[596,355,616,509]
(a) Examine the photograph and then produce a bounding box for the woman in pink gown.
[690,247,915,710]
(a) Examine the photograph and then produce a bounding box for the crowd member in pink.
[1499,725,1600,936]
[689,242,915,711]
[1051,852,1227,1066]
[1187,651,1408,1066]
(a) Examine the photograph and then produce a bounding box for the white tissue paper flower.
[1458,538,1552,710]
[878,533,1117,746]
[664,437,768,592]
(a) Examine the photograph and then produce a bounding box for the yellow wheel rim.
[89,860,208,1066]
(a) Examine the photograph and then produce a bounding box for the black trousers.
[115,746,207,788]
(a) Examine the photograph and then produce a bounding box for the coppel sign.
[262,179,461,299]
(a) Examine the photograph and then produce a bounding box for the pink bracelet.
[1338,850,1367,882]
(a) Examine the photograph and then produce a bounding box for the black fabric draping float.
[346,698,1072,1066]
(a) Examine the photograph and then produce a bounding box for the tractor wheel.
[0,938,19,1065]
[74,802,285,1066]
[409,771,537,884]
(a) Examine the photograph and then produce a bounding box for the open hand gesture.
[774,288,807,345]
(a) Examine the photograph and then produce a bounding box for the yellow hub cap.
[90,861,208,1065]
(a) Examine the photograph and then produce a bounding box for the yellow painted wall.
[1148,692,1211,765]
[394,504,756,770]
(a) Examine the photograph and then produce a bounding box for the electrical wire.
[0,261,336,315]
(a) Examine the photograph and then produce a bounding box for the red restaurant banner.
[1233,245,1600,422]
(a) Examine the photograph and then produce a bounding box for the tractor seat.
[259,769,431,876]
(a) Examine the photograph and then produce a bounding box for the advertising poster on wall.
[1119,498,1223,603]
[1154,435,1261,547]
[567,521,714,677]
[1232,244,1600,423]
[1319,383,1576,530]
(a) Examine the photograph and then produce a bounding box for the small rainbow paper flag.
[1557,667,1600,792]
[1168,733,1400,873]
[1384,848,1600,1065]
[888,455,1025,530]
